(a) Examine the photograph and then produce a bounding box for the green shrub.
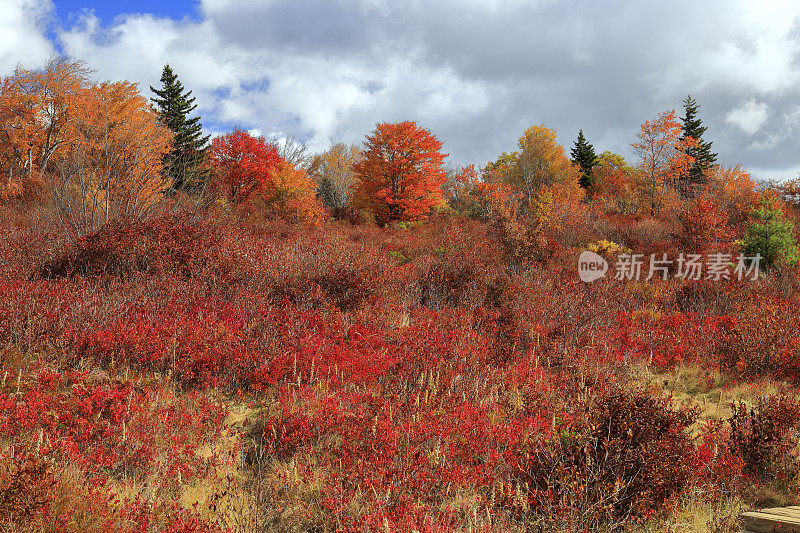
[739,194,800,269]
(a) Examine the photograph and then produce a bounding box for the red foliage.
[209,128,282,204]
[1,196,800,530]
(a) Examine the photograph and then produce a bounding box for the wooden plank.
[745,522,800,533]
[741,511,800,526]
[741,511,800,523]
[758,508,800,519]
[740,510,800,533]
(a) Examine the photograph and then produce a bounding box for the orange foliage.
[631,110,696,214]
[476,173,520,221]
[591,151,638,213]
[51,81,172,239]
[0,58,93,201]
[53,82,172,217]
[672,194,730,252]
[260,161,324,225]
[354,121,447,223]
[779,175,800,209]
[442,164,496,218]
[707,165,758,226]
[0,59,171,236]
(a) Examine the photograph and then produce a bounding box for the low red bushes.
[39,214,234,281]
[515,388,697,528]
[3,206,800,530]
[729,392,800,480]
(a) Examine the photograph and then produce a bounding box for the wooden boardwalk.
[742,506,800,532]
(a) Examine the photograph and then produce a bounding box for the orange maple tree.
[260,160,324,225]
[706,165,758,226]
[0,58,173,236]
[52,80,173,238]
[631,110,695,215]
[0,58,93,201]
[353,121,447,223]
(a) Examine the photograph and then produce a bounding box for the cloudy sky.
[3,0,800,181]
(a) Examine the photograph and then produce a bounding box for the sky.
[3,0,800,181]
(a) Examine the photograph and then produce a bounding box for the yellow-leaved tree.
[484,124,583,219]
[483,124,586,264]
[313,142,362,217]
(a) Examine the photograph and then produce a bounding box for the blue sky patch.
[54,0,201,26]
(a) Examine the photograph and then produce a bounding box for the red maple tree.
[209,128,282,204]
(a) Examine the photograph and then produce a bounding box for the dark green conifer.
[150,65,210,191]
[570,129,598,189]
[679,95,718,192]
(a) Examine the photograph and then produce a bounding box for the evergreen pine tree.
[150,64,210,191]
[679,95,717,192]
[739,194,800,269]
[570,129,598,189]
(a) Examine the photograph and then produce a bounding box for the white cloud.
[58,12,241,100]
[0,0,54,75]
[726,100,769,135]
[55,8,494,156]
[0,0,797,175]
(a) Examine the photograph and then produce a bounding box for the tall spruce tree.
[150,65,210,191]
[679,95,717,192]
[570,129,598,189]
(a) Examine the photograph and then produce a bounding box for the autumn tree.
[591,151,638,213]
[261,160,324,224]
[570,129,598,190]
[778,176,800,210]
[149,65,210,191]
[314,142,362,216]
[679,95,717,192]
[484,124,582,217]
[441,164,496,219]
[353,121,447,223]
[209,128,322,224]
[51,81,173,239]
[707,165,758,226]
[273,134,315,172]
[482,125,587,265]
[0,58,173,236]
[0,57,93,201]
[631,110,695,215]
[209,128,282,204]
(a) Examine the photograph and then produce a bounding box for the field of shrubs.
[2,199,800,532]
